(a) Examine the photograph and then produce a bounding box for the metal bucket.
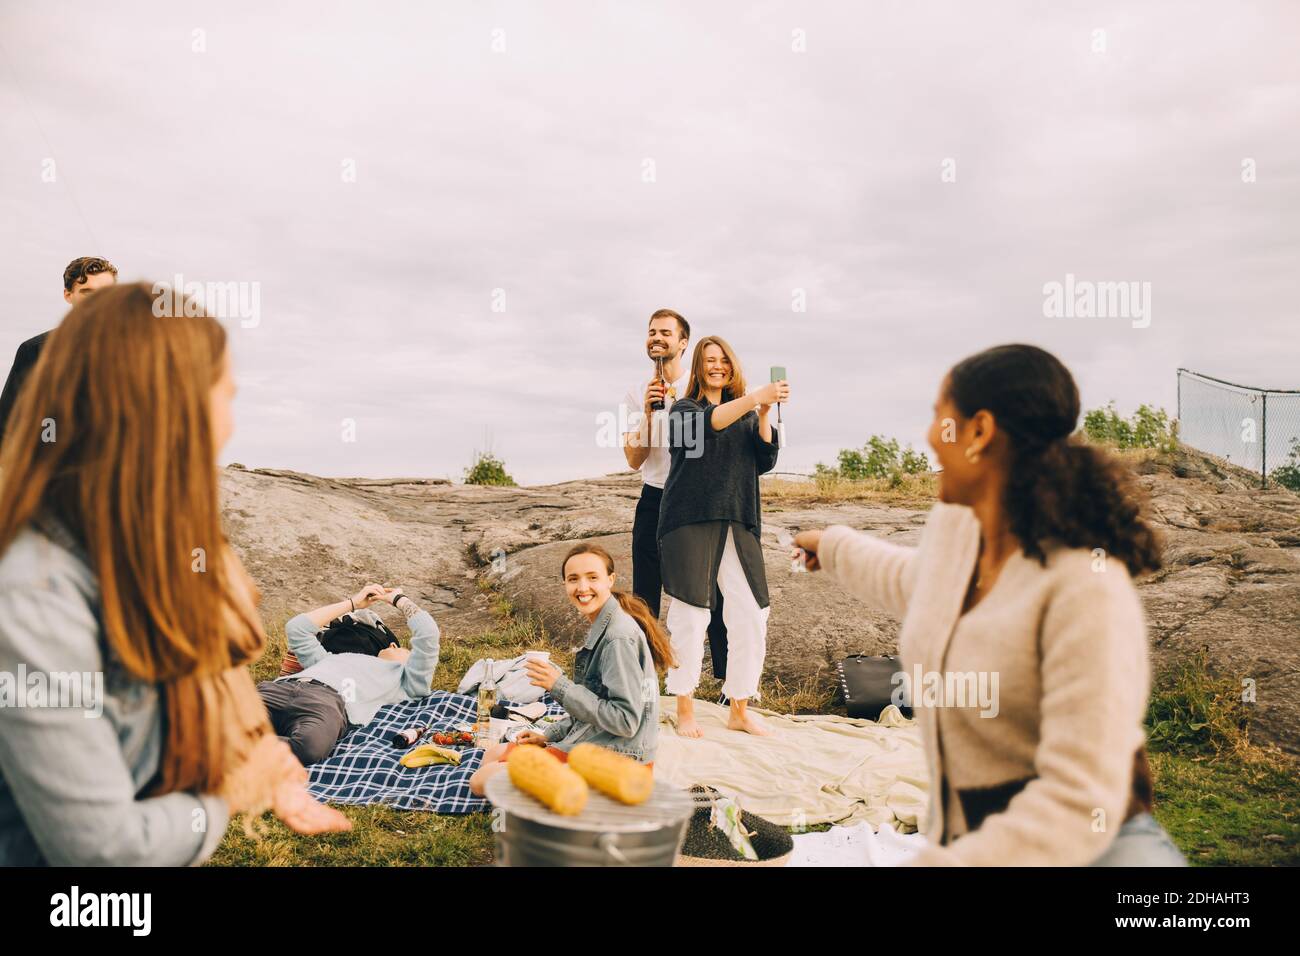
[485,774,692,867]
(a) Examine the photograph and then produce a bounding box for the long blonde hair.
[0,282,271,796]
[685,335,746,403]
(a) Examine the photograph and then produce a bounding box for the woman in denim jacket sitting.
[470,543,674,794]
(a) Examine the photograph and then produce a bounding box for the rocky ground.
[221,446,1300,754]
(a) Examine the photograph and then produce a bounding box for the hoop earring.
[964,446,981,464]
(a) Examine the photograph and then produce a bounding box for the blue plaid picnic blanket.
[306,691,566,813]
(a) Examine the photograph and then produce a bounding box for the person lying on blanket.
[257,584,440,767]
[469,543,675,796]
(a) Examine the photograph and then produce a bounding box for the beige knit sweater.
[819,502,1151,866]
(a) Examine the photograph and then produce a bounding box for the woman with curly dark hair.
[794,344,1184,866]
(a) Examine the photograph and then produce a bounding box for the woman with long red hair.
[0,282,348,866]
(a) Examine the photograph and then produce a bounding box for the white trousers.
[664,526,769,701]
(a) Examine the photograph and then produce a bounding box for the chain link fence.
[1177,368,1300,487]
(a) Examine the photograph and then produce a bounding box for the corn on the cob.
[568,743,653,805]
[507,745,588,815]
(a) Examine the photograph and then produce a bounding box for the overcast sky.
[2,1,1296,484]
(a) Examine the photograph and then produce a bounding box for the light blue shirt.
[0,522,229,867]
[279,607,440,726]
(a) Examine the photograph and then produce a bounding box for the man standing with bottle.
[621,309,729,688]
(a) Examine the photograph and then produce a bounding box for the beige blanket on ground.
[655,696,930,832]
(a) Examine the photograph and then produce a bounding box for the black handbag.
[836,655,912,720]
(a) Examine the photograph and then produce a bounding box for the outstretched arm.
[710,380,787,431]
[800,525,918,620]
[708,392,761,431]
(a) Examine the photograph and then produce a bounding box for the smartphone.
[769,366,787,448]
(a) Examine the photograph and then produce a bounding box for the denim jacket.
[543,597,660,762]
[0,521,229,866]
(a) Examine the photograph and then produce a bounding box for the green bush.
[463,451,516,487]
[1146,648,1251,757]
[815,435,930,488]
[1269,438,1300,492]
[1082,401,1178,453]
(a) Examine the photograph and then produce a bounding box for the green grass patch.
[210,804,495,867]
[1144,646,1297,865]
[1146,648,1253,758]
[1150,749,1299,866]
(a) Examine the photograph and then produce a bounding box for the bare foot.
[675,696,703,738]
[727,710,772,736]
[676,717,704,739]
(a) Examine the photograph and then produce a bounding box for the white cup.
[524,650,551,664]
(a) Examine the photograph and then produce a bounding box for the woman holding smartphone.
[0,282,349,866]
[659,336,789,738]
[793,344,1182,866]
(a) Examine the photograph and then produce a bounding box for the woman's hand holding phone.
[755,380,790,414]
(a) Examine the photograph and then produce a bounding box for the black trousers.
[633,483,729,679]
[257,679,350,767]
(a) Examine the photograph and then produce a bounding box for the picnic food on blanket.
[429,729,475,747]
[568,744,653,806]
[398,744,462,768]
[391,725,429,747]
[507,744,589,816]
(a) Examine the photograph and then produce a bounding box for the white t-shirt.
[622,369,690,489]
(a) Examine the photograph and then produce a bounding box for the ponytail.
[612,591,677,673]
[948,344,1163,578]
[1005,436,1162,577]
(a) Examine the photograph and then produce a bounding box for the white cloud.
[1,0,1297,483]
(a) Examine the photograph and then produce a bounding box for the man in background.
[0,256,118,441]
[621,308,730,694]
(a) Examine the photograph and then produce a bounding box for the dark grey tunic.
[657,397,779,609]
[660,520,769,610]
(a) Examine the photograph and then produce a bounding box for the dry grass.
[761,472,937,507]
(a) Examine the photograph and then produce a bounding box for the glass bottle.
[476,659,496,748]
